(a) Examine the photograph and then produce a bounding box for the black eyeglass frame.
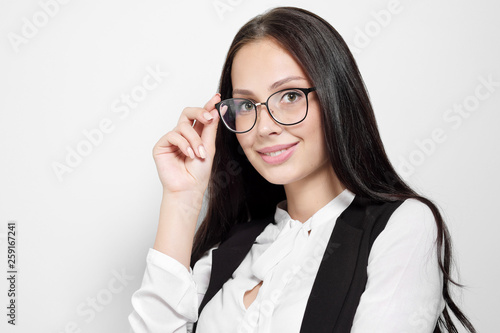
[215,87,317,134]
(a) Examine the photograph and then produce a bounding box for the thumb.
[203,92,221,111]
[201,93,222,155]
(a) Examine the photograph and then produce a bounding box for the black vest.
[192,195,441,332]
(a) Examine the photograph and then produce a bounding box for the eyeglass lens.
[219,89,308,133]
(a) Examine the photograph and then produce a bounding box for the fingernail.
[203,112,213,120]
[198,145,206,159]
[187,147,195,159]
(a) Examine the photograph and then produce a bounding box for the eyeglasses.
[215,87,316,133]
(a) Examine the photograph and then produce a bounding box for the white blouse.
[129,189,445,332]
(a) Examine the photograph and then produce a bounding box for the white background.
[1,0,499,332]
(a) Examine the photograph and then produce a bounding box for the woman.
[129,6,475,333]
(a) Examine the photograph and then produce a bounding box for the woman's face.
[231,37,331,186]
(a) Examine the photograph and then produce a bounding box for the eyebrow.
[232,75,307,96]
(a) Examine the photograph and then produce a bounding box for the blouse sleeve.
[128,246,215,333]
[350,199,446,333]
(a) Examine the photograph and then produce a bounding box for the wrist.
[161,190,205,215]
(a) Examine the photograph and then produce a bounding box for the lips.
[257,142,299,165]
[257,142,299,154]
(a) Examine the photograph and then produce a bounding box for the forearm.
[153,191,204,271]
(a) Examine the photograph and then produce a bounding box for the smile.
[262,149,289,157]
[257,142,299,165]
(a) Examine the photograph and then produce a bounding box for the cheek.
[235,134,250,150]
[303,111,328,160]
[235,134,255,161]
[303,130,326,163]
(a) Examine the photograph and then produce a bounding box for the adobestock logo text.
[350,0,403,54]
[8,0,73,53]
[398,74,499,179]
[51,65,168,182]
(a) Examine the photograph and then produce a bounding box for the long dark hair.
[191,6,475,332]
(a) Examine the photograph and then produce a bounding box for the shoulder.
[370,198,439,263]
[387,198,437,236]
[353,198,445,331]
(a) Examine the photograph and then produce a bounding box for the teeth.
[263,148,287,156]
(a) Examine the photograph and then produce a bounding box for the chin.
[244,150,302,185]
[253,164,299,185]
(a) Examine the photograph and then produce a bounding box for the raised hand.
[152,93,221,197]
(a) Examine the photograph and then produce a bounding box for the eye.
[235,100,254,113]
[242,101,254,111]
[281,91,302,103]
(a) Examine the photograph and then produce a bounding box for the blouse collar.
[273,188,356,235]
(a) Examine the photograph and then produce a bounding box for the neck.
[283,161,345,223]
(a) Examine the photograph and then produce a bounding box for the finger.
[177,106,216,128]
[219,104,228,117]
[176,122,206,158]
[193,93,222,135]
[193,93,221,152]
[153,131,195,159]
[199,108,221,158]
[177,93,221,128]
[203,93,221,111]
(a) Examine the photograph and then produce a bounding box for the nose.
[255,103,282,136]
